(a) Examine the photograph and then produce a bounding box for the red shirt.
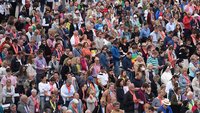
[183,15,193,30]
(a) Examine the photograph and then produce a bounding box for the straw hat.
[162,99,171,106]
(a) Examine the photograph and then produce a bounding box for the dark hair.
[115,79,124,87]
[37,49,43,55]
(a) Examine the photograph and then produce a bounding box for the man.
[26,26,33,42]
[163,31,174,49]
[123,83,135,113]
[186,91,195,110]
[27,89,39,113]
[140,22,150,42]
[70,30,80,48]
[150,26,161,46]
[152,89,166,110]
[157,99,173,113]
[61,80,75,107]
[17,95,31,113]
[183,12,193,38]
[34,50,47,84]
[122,52,133,82]
[99,46,109,71]
[10,104,17,113]
[166,18,176,33]
[165,75,179,98]
[10,52,22,72]
[111,40,120,76]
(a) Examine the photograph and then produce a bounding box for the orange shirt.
[82,48,91,57]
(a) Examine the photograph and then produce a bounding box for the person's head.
[172,75,179,83]
[108,83,115,92]
[148,106,155,113]
[102,45,108,53]
[6,67,12,76]
[6,79,11,86]
[113,101,120,110]
[127,52,132,59]
[31,89,37,97]
[72,99,79,108]
[181,68,188,75]
[187,91,194,100]
[37,49,44,58]
[158,89,166,97]
[174,87,181,95]
[197,100,200,109]
[144,103,150,112]
[41,75,47,83]
[63,58,72,66]
[129,83,135,92]
[94,57,99,63]
[53,71,59,80]
[74,93,79,100]
[142,83,150,91]
[115,79,124,87]
[162,99,171,109]
[66,79,72,87]
[10,104,17,112]
[20,95,28,104]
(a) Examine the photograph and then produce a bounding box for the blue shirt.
[157,105,173,113]
[110,46,120,61]
[140,27,150,39]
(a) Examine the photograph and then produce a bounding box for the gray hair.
[185,110,193,113]
[31,89,37,93]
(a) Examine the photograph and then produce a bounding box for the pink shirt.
[1,75,17,87]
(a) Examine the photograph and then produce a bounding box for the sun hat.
[162,99,171,106]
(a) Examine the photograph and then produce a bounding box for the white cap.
[72,99,79,104]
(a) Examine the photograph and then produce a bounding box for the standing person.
[35,50,48,85]
[38,76,51,112]
[44,94,60,113]
[27,89,40,113]
[2,79,15,104]
[171,87,182,113]
[111,40,120,77]
[194,100,200,113]
[192,70,200,99]
[123,83,137,113]
[122,52,134,82]
[111,101,124,113]
[17,95,31,113]
[183,12,193,39]
[61,80,75,107]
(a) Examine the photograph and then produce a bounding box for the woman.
[81,42,92,59]
[38,76,51,111]
[118,70,129,81]
[78,83,87,112]
[61,58,72,81]
[26,80,37,97]
[81,34,91,47]
[123,79,131,94]
[48,55,59,74]
[15,66,27,94]
[2,79,15,104]
[179,68,191,94]
[86,90,97,113]
[145,86,155,104]
[189,54,198,81]
[115,79,125,109]
[89,57,101,77]
[26,54,36,77]
[161,63,173,85]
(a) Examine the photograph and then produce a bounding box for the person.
[27,89,39,113]
[35,50,48,85]
[61,79,75,107]
[38,75,51,111]
[111,101,124,113]
[123,83,136,113]
[171,87,182,113]
[17,95,31,113]
[111,40,120,76]
[152,88,166,110]
[9,104,17,113]
[44,94,60,113]
[157,99,173,113]
[2,79,15,104]
[1,67,17,87]
[192,70,200,98]
[194,100,200,113]
[86,90,97,113]
[180,100,189,113]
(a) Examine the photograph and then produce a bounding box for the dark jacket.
[61,65,71,81]
[171,94,181,113]
[116,87,124,109]
[44,101,59,113]
[123,91,134,113]
[10,57,22,72]
[122,56,132,71]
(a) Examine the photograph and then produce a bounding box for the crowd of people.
[0,0,200,113]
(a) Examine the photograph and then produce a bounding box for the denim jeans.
[114,61,120,77]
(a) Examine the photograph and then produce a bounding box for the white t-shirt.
[97,72,108,86]
[38,82,50,96]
